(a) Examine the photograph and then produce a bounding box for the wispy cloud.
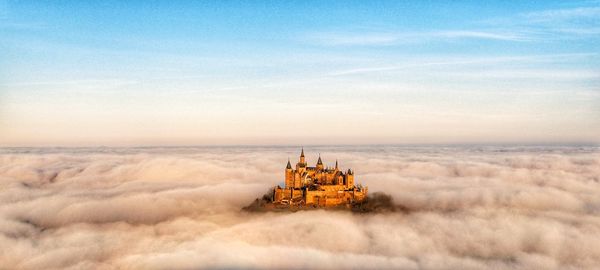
[0,79,139,91]
[554,27,600,35]
[329,53,597,76]
[311,4,600,47]
[308,32,400,46]
[432,30,529,41]
[443,69,600,80]
[523,6,600,22]
[479,5,600,39]
[306,30,530,46]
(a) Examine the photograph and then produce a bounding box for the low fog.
[1,146,599,269]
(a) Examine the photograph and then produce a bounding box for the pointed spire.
[286,158,292,169]
[299,147,306,164]
[317,153,322,165]
[335,159,338,170]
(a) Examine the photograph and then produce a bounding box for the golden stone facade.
[273,149,368,207]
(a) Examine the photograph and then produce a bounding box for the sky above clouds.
[0,0,599,146]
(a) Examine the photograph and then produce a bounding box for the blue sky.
[1,0,599,146]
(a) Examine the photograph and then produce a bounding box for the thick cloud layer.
[1,146,599,269]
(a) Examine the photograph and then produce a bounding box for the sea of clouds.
[1,145,599,269]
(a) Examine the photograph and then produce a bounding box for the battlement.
[273,149,368,208]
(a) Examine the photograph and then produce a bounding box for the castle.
[273,148,368,207]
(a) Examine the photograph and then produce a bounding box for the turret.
[299,147,305,164]
[346,168,354,188]
[285,158,293,188]
[335,159,338,171]
[316,154,324,170]
[296,147,307,171]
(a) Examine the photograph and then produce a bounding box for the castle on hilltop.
[273,148,368,207]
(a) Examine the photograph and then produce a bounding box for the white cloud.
[305,30,530,46]
[1,146,600,269]
[307,5,600,47]
[308,32,401,46]
[524,6,600,22]
[328,53,598,76]
[432,30,530,41]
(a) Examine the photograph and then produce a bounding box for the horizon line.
[1,142,598,149]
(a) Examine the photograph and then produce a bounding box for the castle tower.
[285,159,293,188]
[299,147,306,164]
[346,168,354,188]
[316,154,324,171]
[297,148,307,172]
